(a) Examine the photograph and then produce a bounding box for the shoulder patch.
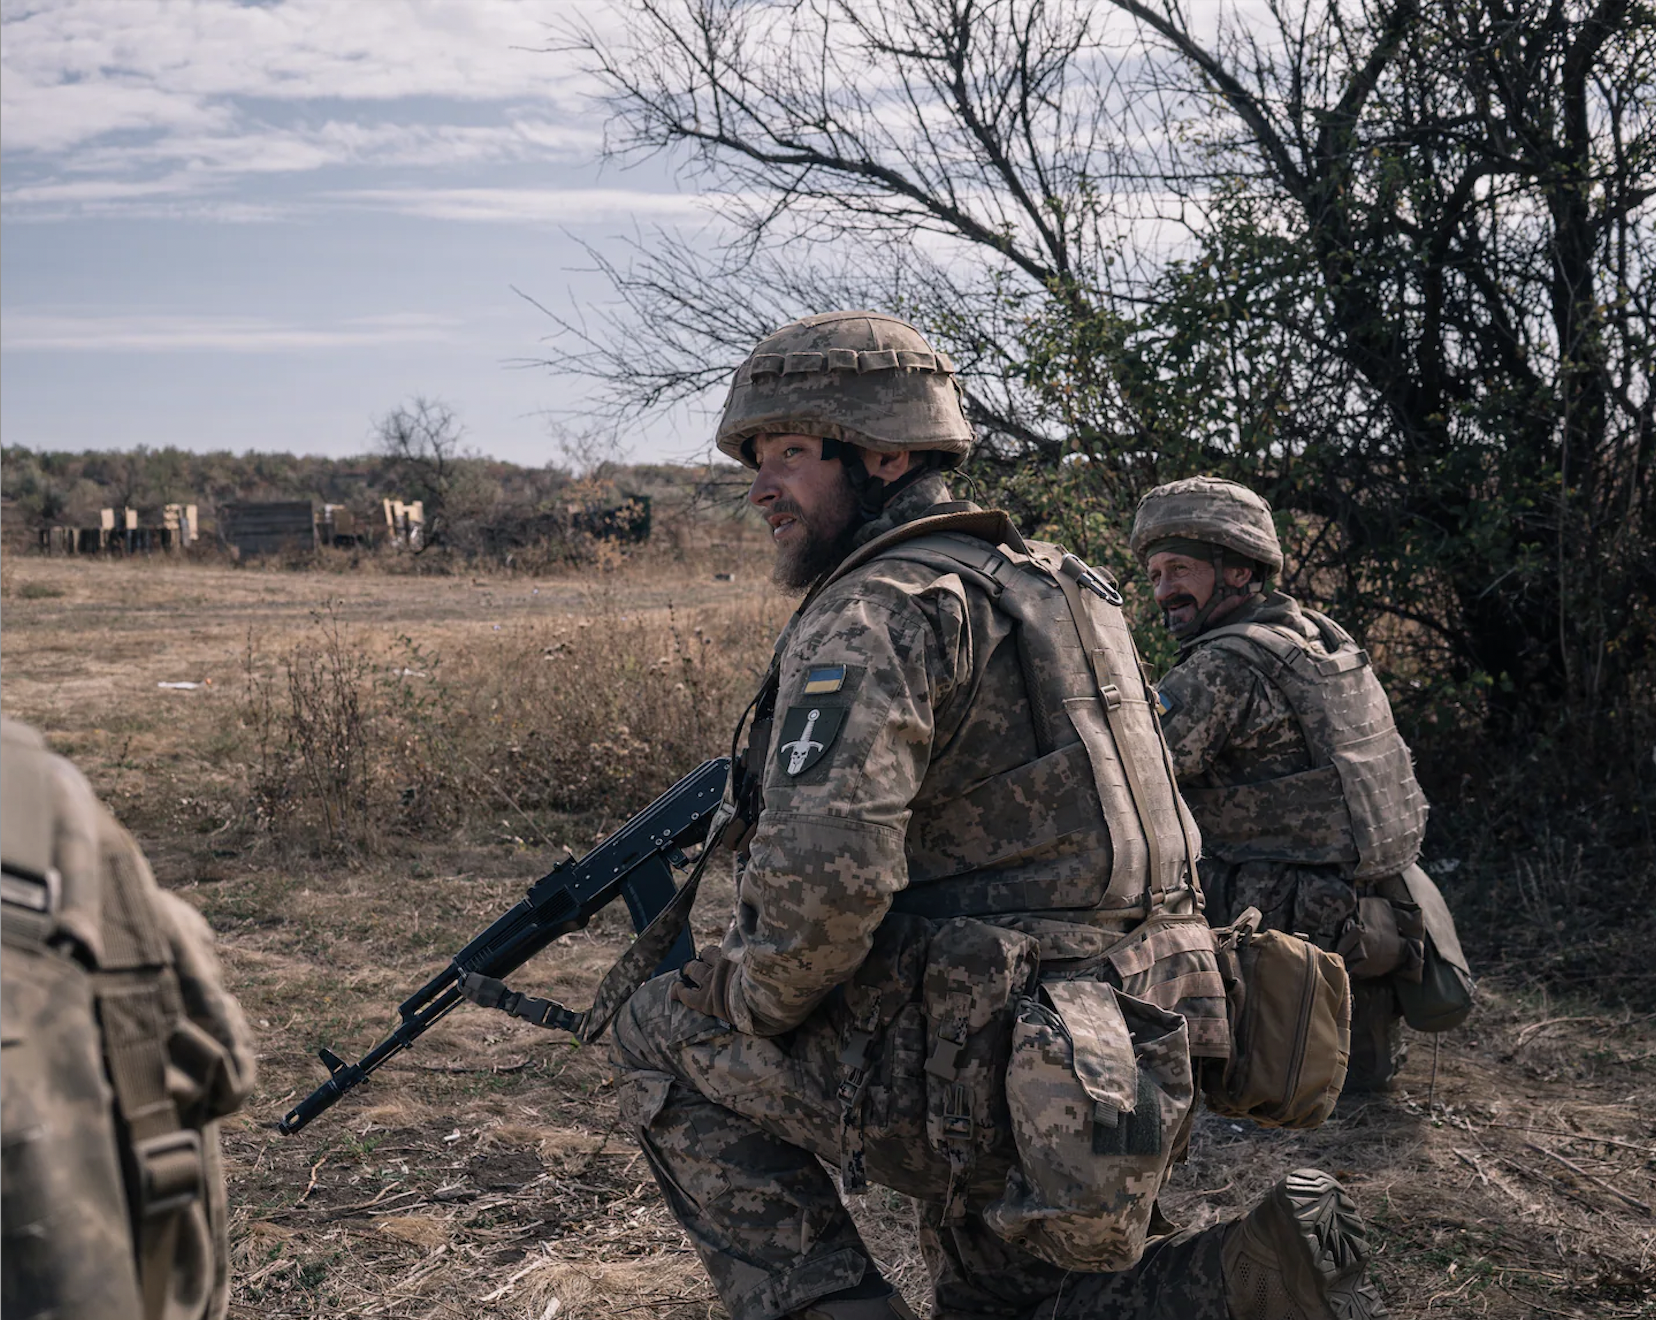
[1154,686,1179,719]
[802,664,847,695]
[775,704,847,777]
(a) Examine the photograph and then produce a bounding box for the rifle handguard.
[459,972,583,1034]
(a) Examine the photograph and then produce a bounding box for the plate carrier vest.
[1178,611,1428,879]
[735,507,1204,924]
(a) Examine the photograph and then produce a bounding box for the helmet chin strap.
[1168,546,1261,640]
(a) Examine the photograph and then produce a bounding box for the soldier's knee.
[609,973,681,1076]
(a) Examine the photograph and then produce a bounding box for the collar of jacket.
[796,475,1030,611]
[1179,589,1315,652]
[848,470,955,549]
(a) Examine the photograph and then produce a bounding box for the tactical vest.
[723,510,1231,1083]
[1178,611,1427,880]
[734,508,1203,925]
[1,720,251,1320]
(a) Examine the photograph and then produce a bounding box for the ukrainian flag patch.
[802,665,847,695]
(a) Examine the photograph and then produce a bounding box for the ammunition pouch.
[984,982,1191,1272]
[919,918,1040,1221]
[1393,865,1474,1032]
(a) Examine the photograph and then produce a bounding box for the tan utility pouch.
[920,918,1041,1218]
[984,982,1191,1272]
[1206,908,1350,1129]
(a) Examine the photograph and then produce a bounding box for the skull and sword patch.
[774,666,851,777]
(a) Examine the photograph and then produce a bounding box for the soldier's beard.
[770,477,861,593]
[1161,592,1203,636]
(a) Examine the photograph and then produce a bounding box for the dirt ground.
[2,553,1653,1320]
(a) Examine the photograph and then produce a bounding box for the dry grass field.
[2,552,1653,1320]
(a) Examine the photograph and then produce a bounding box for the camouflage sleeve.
[719,571,961,1036]
[1156,645,1272,781]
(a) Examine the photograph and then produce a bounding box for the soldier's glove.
[669,945,740,1023]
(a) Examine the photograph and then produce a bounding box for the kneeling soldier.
[1131,476,1468,1094]
[605,317,1387,1320]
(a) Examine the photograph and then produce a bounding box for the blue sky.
[1,0,720,466]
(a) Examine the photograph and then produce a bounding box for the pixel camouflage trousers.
[610,975,1233,1320]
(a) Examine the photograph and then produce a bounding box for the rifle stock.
[278,757,729,1134]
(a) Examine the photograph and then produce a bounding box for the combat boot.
[1222,1168,1388,1320]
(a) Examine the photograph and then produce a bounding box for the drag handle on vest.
[278,757,730,1135]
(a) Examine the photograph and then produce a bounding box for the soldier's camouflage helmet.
[715,311,974,469]
[1130,476,1285,579]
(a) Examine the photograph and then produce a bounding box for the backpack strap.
[94,825,206,1320]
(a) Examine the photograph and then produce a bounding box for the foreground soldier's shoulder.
[804,560,952,632]
[843,551,965,598]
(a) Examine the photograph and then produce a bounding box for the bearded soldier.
[602,315,1387,1320]
[2,718,256,1320]
[1130,477,1467,1094]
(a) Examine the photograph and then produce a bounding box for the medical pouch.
[984,982,1191,1272]
[1205,908,1350,1129]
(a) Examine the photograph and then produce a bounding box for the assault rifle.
[278,757,729,1135]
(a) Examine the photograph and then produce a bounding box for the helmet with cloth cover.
[715,311,974,469]
[1130,476,1285,578]
[1130,477,1285,640]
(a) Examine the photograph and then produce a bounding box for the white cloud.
[1,310,459,351]
[0,0,629,218]
[331,185,722,225]
[0,0,597,147]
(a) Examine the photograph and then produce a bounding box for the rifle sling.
[575,843,714,1044]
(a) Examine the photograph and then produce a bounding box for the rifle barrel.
[277,757,728,1136]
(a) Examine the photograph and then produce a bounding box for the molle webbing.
[1187,611,1427,878]
[837,522,1199,921]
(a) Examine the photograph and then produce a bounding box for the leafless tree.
[374,397,473,550]
[545,0,1653,724]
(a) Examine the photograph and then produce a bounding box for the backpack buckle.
[134,1129,204,1218]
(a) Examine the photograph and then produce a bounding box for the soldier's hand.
[670,946,739,1023]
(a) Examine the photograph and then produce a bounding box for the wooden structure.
[221,501,317,558]
[36,503,199,555]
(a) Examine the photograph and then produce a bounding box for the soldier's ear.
[1223,563,1254,589]
[861,447,914,481]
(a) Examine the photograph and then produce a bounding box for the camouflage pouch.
[984,982,1191,1272]
[920,918,1040,1219]
[1103,914,1231,1061]
[1205,908,1350,1129]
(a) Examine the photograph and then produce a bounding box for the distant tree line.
[0,440,566,534]
[2,399,739,559]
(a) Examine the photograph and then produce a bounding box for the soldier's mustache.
[770,498,809,528]
[1162,593,1198,613]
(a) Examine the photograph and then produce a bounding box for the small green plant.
[17,581,66,600]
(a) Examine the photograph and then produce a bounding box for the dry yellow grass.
[2,550,1653,1319]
